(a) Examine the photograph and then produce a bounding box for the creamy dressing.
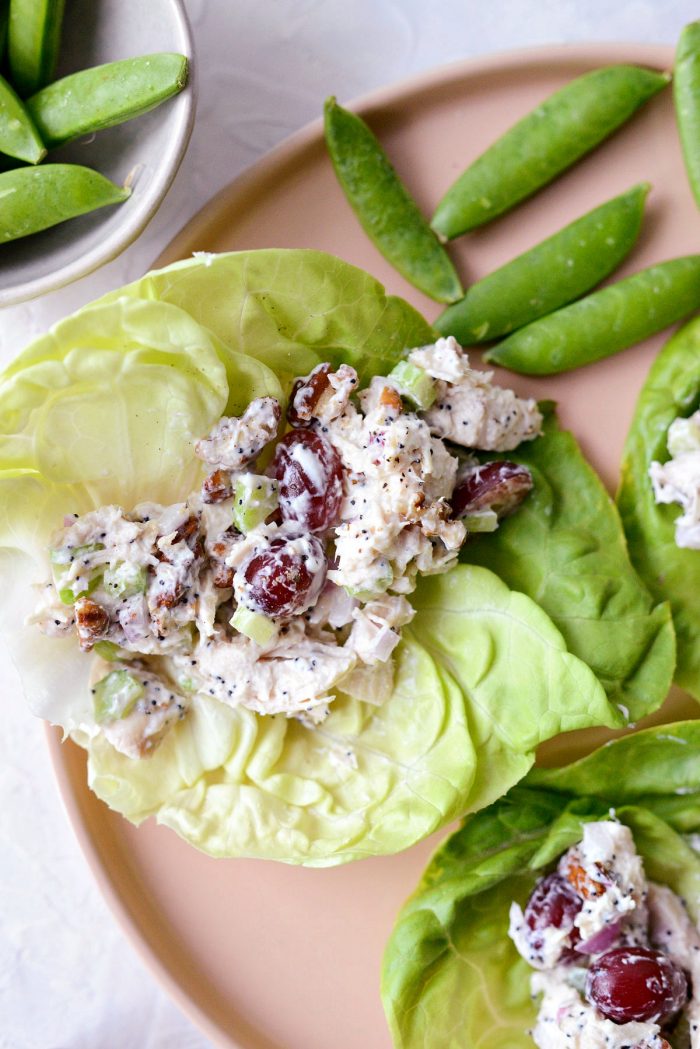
[32,339,542,759]
[510,820,700,1048]
[530,972,667,1049]
[650,409,700,548]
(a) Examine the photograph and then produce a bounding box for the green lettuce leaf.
[382,721,700,1048]
[0,250,622,865]
[97,248,437,384]
[0,295,284,497]
[463,413,675,722]
[617,316,700,698]
[51,566,616,865]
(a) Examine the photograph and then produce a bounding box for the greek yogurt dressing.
[510,820,700,1049]
[650,409,700,548]
[32,337,542,759]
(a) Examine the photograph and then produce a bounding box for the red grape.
[272,428,344,532]
[240,536,326,617]
[451,461,533,519]
[586,947,688,1024]
[523,873,583,957]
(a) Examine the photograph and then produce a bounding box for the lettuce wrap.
[94,249,676,726]
[381,721,700,1048]
[0,249,666,865]
[618,316,700,700]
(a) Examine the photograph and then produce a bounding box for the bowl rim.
[0,0,196,308]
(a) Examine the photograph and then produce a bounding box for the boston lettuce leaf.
[463,412,675,723]
[83,566,615,864]
[382,722,700,1049]
[97,248,438,385]
[0,250,623,865]
[618,316,700,699]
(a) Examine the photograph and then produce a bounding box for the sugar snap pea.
[675,21,700,211]
[8,0,65,97]
[435,182,649,344]
[26,53,189,149]
[0,164,129,243]
[431,65,670,240]
[324,96,463,304]
[0,71,45,162]
[484,256,700,375]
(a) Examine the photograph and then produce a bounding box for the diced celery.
[232,474,279,533]
[176,675,199,693]
[93,670,144,724]
[668,415,700,457]
[462,509,499,533]
[387,361,436,410]
[50,541,104,564]
[230,604,279,645]
[51,542,104,604]
[103,561,148,598]
[93,640,125,661]
[344,560,394,601]
[57,573,101,606]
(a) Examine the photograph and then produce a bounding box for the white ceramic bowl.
[0,0,195,306]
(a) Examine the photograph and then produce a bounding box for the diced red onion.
[576,921,622,955]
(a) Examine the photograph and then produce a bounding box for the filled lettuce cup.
[0,249,673,865]
[619,316,700,700]
[382,721,700,1048]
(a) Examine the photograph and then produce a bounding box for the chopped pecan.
[155,514,202,563]
[153,587,183,609]
[173,514,200,546]
[213,564,235,589]
[562,859,605,899]
[288,363,332,426]
[288,363,358,426]
[379,385,403,413]
[151,564,185,609]
[74,597,110,651]
[209,532,238,589]
[202,469,233,504]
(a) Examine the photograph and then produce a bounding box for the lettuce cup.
[619,316,700,701]
[0,250,673,865]
[382,721,700,1048]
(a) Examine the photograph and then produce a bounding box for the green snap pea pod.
[8,0,65,96]
[26,53,189,149]
[0,71,45,162]
[484,256,700,375]
[0,164,130,243]
[675,21,700,210]
[435,182,649,343]
[431,65,670,240]
[324,96,463,304]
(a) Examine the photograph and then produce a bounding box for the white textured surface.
[1,2,699,1047]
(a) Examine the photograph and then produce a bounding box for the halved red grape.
[272,428,344,532]
[451,461,533,519]
[523,873,583,956]
[585,947,688,1024]
[239,536,326,617]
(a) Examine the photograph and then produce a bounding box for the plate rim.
[44,39,676,1049]
[157,39,673,269]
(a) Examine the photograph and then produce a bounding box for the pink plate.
[47,42,699,1049]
